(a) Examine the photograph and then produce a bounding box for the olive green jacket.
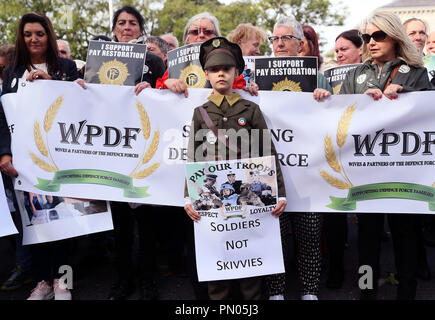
[340,58,432,94]
[185,95,286,198]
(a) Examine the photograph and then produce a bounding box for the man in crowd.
[404,18,428,56]
[146,36,169,66]
[427,31,435,54]
[160,33,178,51]
[57,39,72,59]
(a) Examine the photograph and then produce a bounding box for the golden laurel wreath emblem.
[320,104,356,190]
[220,201,249,220]
[31,96,63,172]
[129,101,160,179]
[271,77,302,92]
[97,59,130,85]
[179,63,207,88]
[31,96,159,180]
[332,82,343,95]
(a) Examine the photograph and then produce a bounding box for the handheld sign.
[167,43,210,88]
[186,156,284,281]
[84,40,147,86]
[254,56,318,92]
[323,63,361,94]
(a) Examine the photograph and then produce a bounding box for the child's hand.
[165,79,188,97]
[185,204,201,221]
[271,200,287,217]
[242,82,259,96]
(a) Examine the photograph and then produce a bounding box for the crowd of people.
[0,4,434,301]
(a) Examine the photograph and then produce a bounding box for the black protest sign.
[323,63,361,94]
[167,43,210,88]
[254,56,318,92]
[84,40,147,86]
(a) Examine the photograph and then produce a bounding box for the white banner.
[3,80,435,214]
[15,190,113,245]
[0,174,18,238]
[186,156,284,281]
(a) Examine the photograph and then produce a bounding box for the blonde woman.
[227,23,266,56]
[340,11,431,300]
[340,11,430,99]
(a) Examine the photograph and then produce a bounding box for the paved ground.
[1,213,435,301]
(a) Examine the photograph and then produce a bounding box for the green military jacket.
[186,93,286,198]
[340,58,431,94]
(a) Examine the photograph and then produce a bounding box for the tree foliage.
[0,0,347,59]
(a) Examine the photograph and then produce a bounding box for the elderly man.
[57,40,72,59]
[271,16,332,101]
[160,33,178,51]
[426,31,435,54]
[270,15,324,301]
[146,36,169,65]
[404,18,428,56]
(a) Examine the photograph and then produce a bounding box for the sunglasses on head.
[360,30,387,43]
[187,28,215,36]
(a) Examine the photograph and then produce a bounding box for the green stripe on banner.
[327,182,435,211]
[35,169,150,198]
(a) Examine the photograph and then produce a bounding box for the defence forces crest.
[97,59,131,85]
[271,77,302,92]
[179,63,207,88]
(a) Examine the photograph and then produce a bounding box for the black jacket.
[2,57,78,95]
[141,52,165,88]
[340,58,432,94]
[0,57,79,157]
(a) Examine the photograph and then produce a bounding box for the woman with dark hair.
[300,25,323,68]
[335,29,363,66]
[0,12,78,300]
[2,13,77,95]
[76,5,165,92]
[77,5,165,301]
[299,25,332,102]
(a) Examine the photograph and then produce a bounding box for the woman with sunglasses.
[0,12,79,300]
[342,11,431,300]
[155,12,253,96]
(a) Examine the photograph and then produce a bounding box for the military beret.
[199,37,244,74]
